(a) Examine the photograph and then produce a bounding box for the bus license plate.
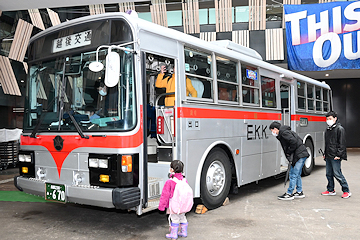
[45,183,66,203]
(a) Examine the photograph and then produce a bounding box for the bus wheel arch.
[200,145,233,210]
[302,136,314,176]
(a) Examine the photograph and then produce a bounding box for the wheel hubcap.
[305,147,312,168]
[206,160,226,197]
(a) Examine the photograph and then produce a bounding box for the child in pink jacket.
[159,160,189,239]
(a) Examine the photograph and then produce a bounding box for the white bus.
[15,12,331,215]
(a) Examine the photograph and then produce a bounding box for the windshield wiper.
[68,112,89,139]
[58,59,68,131]
[30,113,45,138]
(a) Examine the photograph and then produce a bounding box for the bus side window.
[323,89,329,112]
[216,57,238,102]
[241,64,259,105]
[307,84,314,111]
[261,76,276,108]
[297,81,306,110]
[315,86,322,111]
[184,47,213,100]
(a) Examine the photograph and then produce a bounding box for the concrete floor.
[0,149,359,239]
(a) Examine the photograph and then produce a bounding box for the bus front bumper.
[14,176,140,209]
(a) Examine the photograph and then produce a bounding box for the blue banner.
[284,1,360,71]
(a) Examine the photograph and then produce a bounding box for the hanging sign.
[284,2,360,71]
[52,30,92,53]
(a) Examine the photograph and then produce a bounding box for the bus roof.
[30,12,330,90]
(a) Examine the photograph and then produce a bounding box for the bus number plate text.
[45,183,66,203]
[299,118,308,127]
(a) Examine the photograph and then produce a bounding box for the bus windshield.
[24,46,136,133]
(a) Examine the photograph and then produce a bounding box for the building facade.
[0,0,358,146]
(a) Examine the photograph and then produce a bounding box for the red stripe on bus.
[291,114,326,122]
[21,108,143,178]
[177,107,282,120]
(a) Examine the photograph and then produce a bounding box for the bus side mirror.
[104,51,120,87]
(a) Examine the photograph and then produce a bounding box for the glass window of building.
[184,48,213,99]
[138,12,152,22]
[209,8,216,24]
[167,10,182,26]
[302,0,319,4]
[216,57,238,102]
[136,3,152,22]
[199,9,208,25]
[261,76,276,108]
[266,0,282,21]
[199,0,215,25]
[297,81,306,110]
[241,64,259,105]
[235,6,249,23]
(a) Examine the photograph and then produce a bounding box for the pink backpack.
[169,177,194,214]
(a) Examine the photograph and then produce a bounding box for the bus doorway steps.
[142,197,160,214]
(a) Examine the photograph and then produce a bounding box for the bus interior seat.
[219,87,229,101]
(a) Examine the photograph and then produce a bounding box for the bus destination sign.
[52,30,92,53]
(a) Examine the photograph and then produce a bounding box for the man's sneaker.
[293,191,306,199]
[341,192,352,199]
[278,193,294,201]
[321,190,336,196]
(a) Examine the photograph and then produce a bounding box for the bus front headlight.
[89,158,99,168]
[98,159,109,169]
[19,154,32,163]
[89,158,108,169]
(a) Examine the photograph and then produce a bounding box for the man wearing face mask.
[322,111,351,198]
[269,121,310,200]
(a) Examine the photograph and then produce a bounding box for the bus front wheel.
[200,148,231,210]
[302,140,314,176]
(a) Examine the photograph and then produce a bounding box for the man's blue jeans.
[325,158,350,193]
[287,157,307,194]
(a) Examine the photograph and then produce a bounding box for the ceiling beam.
[0,0,145,11]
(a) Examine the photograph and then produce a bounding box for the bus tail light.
[121,155,132,172]
[157,116,164,134]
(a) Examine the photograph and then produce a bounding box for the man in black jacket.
[270,122,310,200]
[321,111,351,198]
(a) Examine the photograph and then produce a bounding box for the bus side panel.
[295,118,325,158]
[240,128,261,185]
[182,116,242,198]
[315,131,325,157]
[261,120,279,179]
[261,152,278,178]
[241,154,261,185]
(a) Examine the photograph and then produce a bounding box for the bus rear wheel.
[302,140,314,176]
[200,148,231,210]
